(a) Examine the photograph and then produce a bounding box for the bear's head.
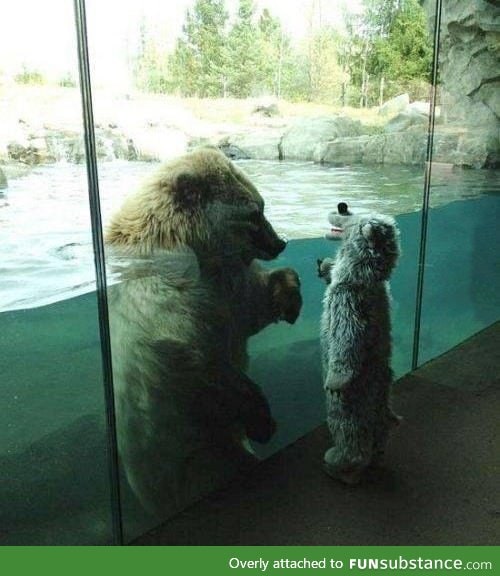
[335,213,400,284]
[105,147,286,265]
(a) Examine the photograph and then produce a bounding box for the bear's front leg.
[268,267,302,324]
[201,362,276,445]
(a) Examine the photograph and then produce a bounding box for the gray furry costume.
[318,205,401,484]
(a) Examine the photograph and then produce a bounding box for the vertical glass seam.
[411,0,443,371]
[73,0,123,545]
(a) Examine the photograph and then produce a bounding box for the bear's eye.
[246,201,261,222]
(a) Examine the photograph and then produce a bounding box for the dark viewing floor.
[134,323,500,546]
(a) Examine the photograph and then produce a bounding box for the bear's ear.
[171,170,210,209]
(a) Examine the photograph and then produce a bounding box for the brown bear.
[105,147,302,519]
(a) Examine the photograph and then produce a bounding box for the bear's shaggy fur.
[319,212,401,484]
[106,148,302,517]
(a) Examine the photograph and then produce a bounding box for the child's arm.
[317,257,335,284]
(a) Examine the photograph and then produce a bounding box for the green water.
[0,196,499,544]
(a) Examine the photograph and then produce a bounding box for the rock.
[252,102,280,117]
[407,101,431,116]
[0,167,7,189]
[434,129,494,169]
[218,142,251,160]
[219,129,283,161]
[281,116,364,161]
[384,130,427,165]
[384,109,429,133]
[316,130,427,167]
[407,101,442,117]
[6,141,25,162]
[316,125,494,168]
[363,135,387,164]
[130,127,188,162]
[378,94,410,117]
[65,137,86,163]
[315,136,371,165]
[423,0,500,167]
[7,137,55,165]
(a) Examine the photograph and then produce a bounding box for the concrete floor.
[134,322,500,545]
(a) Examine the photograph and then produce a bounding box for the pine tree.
[225,0,262,98]
[170,0,228,97]
[370,0,432,82]
[257,8,289,97]
[339,0,432,106]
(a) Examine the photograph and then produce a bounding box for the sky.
[0,0,361,89]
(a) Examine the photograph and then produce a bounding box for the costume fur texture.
[319,209,401,483]
[105,147,302,516]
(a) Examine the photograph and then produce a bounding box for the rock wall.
[2,123,189,167]
[424,0,500,166]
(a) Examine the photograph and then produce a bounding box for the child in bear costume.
[318,203,401,484]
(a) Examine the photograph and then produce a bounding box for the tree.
[257,8,288,98]
[370,0,432,82]
[339,0,432,106]
[224,0,261,97]
[133,18,170,93]
[306,26,347,104]
[170,0,228,97]
[363,0,403,37]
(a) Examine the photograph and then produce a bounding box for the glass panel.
[418,0,500,366]
[83,0,435,540]
[0,1,113,544]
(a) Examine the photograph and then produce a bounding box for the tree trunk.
[379,76,385,107]
[277,30,283,99]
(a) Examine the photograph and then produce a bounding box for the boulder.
[252,102,280,117]
[384,130,427,165]
[378,93,410,117]
[44,130,85,163]
[317,127,494,168]
[315,136,371,165]
[406,101,443,117]
[219,129,283,161]
[218,142,251,161]
[130,127,189,162]
[433,129,495,169]
[281,116,364,161]
[316,130,427,167]
[407,101,431,116]
[7,137,55,165]
[384,109,429,133]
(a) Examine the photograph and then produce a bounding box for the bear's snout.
[252,215,286,260]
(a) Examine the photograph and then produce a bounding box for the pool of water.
[1,160,497,312]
